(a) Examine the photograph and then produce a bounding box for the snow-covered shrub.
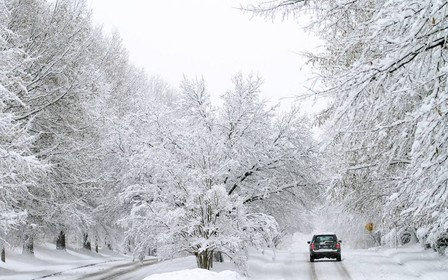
[416,228,429,246]
[381,229,398,247]
[434,235,448,256]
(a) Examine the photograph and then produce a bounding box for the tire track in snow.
[75,259,158,280]
[34,259,125,280]
[309,263,318,280]
[310,260,352,280]
[336,262,352,280]
[280,251,312,280]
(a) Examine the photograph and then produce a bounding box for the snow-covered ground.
[0,243,131,280]
[1,233,448,280]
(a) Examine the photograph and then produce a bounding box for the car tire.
[336,255,341,262]
[310,256,314,262]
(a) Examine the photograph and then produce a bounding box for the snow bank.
[141,268,246,280]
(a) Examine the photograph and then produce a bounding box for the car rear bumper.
[310,249,340,259]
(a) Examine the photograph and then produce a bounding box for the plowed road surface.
[33,243,448,280]
[248,246,448,280]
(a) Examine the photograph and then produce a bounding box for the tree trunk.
[148,248,157,256]
[195,249,213,270]
[104,236,112,250]
[213,251,223,263]
[95,238,98,253]
[83,233,91,250]
[56,230,66,250]
[23,234,34,255]
[1,247,5,262]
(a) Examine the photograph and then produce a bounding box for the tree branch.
[15,85,74,121]
[387,37,446,75]
[243,183,308,204]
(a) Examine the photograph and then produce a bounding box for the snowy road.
[247,235,448,280]
[3,235,448,280]
[248,248,355,280]
[249,249,419,280]
[33,246,448,280]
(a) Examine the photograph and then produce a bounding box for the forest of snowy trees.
[0,0,447,272]
[0,0,321,269]
[248,0,447,249]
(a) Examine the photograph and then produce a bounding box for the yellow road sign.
[365,223,374,233]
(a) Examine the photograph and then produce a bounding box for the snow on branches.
[0,16,46,236]
[248,0,448,246]
[119,74,320,270]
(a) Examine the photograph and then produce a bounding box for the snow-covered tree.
[2,0,183,256]
[247,0,448,247]
[120,74,321,271]
[93,60,179,253]
[0,1,46,259]
[217,74,321,234]
[3,0,112,252]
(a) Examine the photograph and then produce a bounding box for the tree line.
[1,0,447,272]
[1,0,321,270]
[247,0,447,250]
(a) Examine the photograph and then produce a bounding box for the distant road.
[250,249,354,280]
[246,246,440,280]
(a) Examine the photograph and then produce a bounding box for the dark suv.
[307,234,342,262]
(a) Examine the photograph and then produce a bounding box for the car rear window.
[314,235,336,242]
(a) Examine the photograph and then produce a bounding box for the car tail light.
[311,243,315,250]
[336,243,340,249]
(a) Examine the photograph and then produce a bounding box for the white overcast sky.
[88,0,322,112]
